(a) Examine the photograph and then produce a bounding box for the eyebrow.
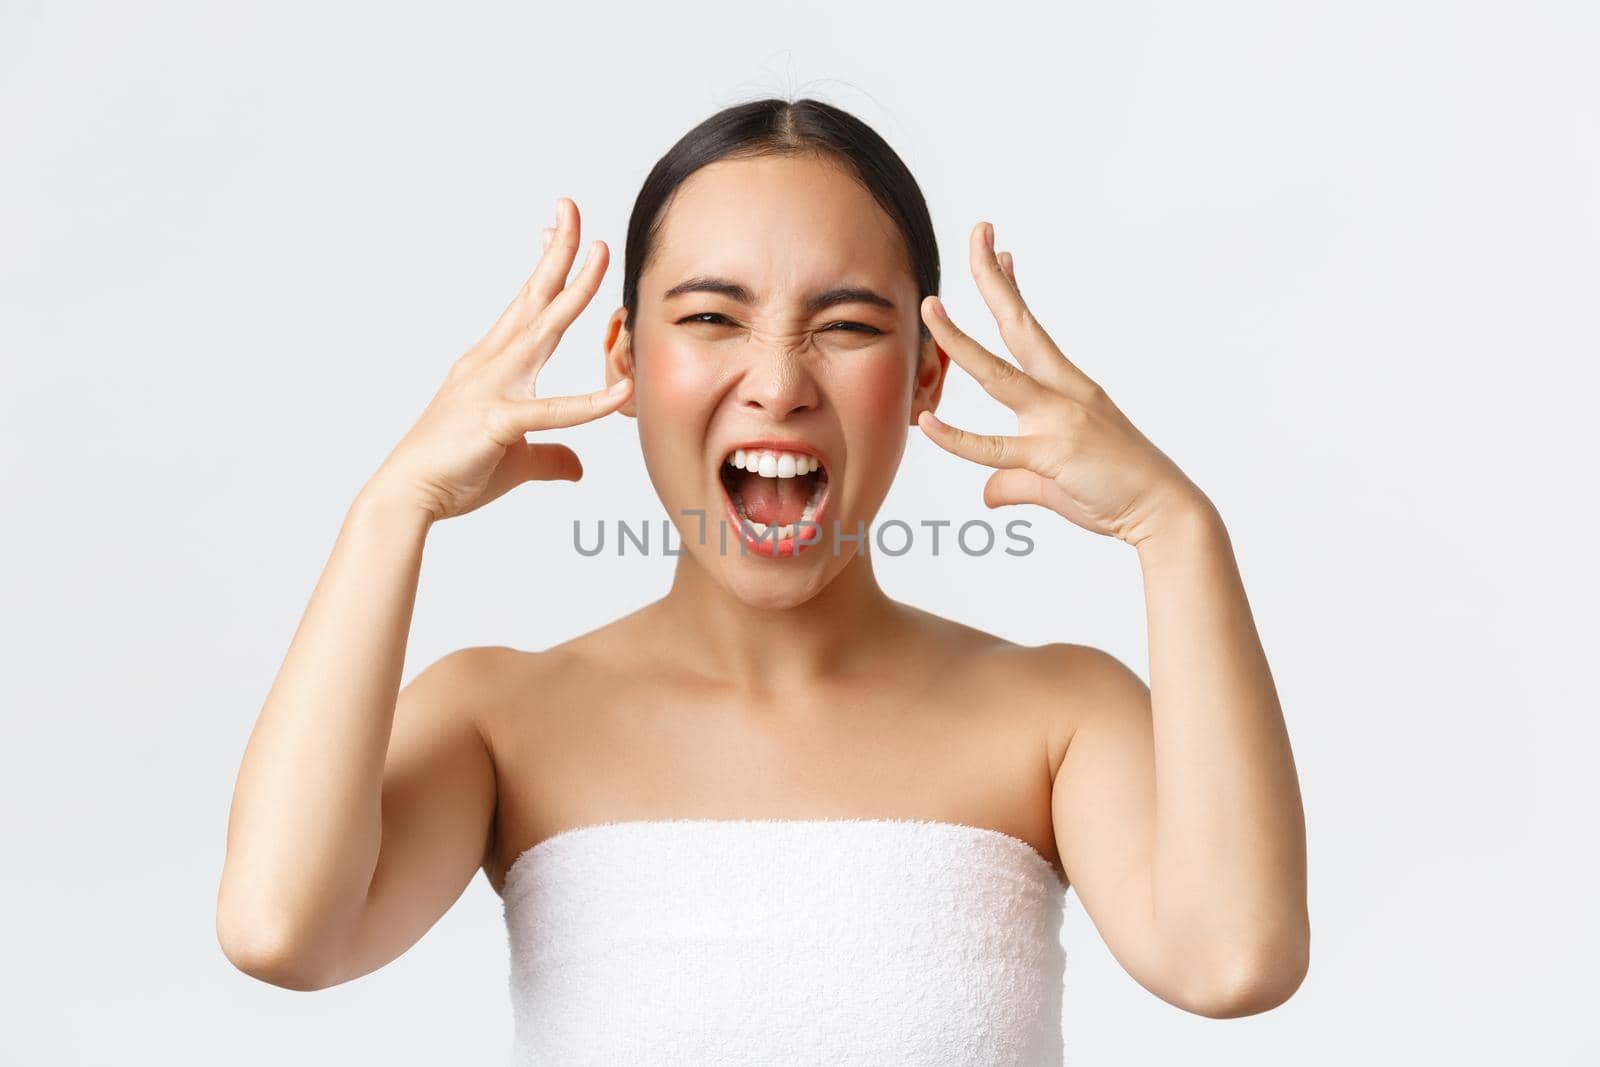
[661,275,897,316]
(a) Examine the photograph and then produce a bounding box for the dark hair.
[621,97,939,345]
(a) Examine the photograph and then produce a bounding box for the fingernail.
[930,296,950,322]
[607,378,630,394]
[553,198,563,227]
[542,227,554,249]
[984,223,995,251]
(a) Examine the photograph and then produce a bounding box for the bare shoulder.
[456,608,661,743]
[907,618,1150,774]
[413,641,569,696]
[398,645,530,782]
[399,644,583,766]
[403,645,522,723]
[881,596,1121,703]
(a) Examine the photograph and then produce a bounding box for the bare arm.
[215,485,441,988]
[215,196,630,989]
[1051,499,1309,1018]
[911,218,1308,1019]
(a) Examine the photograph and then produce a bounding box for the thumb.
[513,441,583,483]
[982,467,1054,509]
[477,442,582,509]
[453,441,584,518]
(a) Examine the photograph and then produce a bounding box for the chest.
[482,658,1064,888]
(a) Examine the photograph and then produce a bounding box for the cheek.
[639,341,719,412]
[635,342,720,493]
[833,357,914,506]
[836,357,912,435]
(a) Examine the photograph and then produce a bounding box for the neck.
[649,546,907,696]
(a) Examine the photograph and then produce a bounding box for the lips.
[715,440,832,558]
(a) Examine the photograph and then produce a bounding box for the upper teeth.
[727,448,821,478]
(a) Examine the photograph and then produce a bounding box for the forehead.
[645,154,911,301]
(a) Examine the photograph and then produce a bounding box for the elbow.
[1181,924,1311,1019]
[216,907,333,992]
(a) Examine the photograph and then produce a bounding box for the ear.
[908,331,950,426]
[602,307,638,419]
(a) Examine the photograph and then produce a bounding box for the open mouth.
[717,446,831,557]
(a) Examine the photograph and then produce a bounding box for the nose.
[735,344,820,418]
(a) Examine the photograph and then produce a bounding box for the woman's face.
[604,152,947,609]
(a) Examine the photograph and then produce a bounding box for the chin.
[722,569,834,611]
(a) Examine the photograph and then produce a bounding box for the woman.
[217,98,1309,1063]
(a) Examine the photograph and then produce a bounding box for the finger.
[468,208,575,362]
[916,409,1053,472]
[967,221,1103,404]
[523,196,586,309]
[489,378,633,440]
[514,222,563,306]
[983,467,1053,509]
[504,441,584,483]
[467,442,583,514]
[496,237,609,377]
[919,296,1048,412]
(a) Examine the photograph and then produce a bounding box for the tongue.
[735,470,814,526]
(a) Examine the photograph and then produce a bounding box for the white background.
[3,1,1596,1063]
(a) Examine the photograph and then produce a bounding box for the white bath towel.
[501,817,1069,1065]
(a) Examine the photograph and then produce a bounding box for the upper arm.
[325,646,501,986]
[1047,644,1182,1004]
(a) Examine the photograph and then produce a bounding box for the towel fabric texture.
[501,817,1069,1065]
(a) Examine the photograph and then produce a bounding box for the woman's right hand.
[367,197,632,523]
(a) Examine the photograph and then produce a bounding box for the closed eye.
[676,312,881,335]
[676,312,736,328]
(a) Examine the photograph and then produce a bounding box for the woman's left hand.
[917,221,1213,549]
